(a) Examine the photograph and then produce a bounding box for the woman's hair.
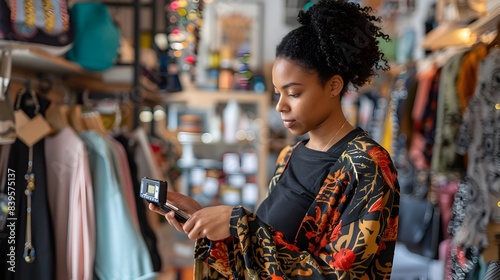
[276,0,390,92]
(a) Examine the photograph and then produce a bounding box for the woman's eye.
[288,93,300,98]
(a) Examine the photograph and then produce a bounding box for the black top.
[0,92,55,280]
[256,127,364,243]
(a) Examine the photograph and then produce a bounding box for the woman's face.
[272,57,341,136]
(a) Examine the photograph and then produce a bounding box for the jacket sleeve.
[194,164,398,279]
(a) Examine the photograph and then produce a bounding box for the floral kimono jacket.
[193,132,400,279]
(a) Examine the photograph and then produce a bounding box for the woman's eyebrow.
[273,82,303,90]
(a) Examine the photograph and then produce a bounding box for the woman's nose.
[275,95,287,113]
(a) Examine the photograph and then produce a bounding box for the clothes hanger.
[82,111,108,135]
[45,84,71,135]
[68,104,86,133]
[81,90,108,135]
[14,84,52,149]
[93,96,122,134]
[46,103,69,135]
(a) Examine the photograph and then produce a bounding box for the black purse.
[398,193,442,259]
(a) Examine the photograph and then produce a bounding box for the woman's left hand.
[183,205,234,240]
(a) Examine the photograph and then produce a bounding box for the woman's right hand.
[148,191,202,232]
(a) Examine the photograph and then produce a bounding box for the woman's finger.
[186,225,202,240]
[148,203,164,216]
[165,211,184,232]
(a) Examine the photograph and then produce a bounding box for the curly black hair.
[276,0,390,92]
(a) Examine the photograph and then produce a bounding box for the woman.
[150,0,399,278]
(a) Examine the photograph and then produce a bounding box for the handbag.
[0,0,74,56]
[398,194,442,259]
[65,2,120,71]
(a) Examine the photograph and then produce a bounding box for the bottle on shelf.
[222,100,240,144]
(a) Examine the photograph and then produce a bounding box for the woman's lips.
[282,120,295,128]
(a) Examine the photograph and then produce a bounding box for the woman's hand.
[183,205,234,240]
[148,191,202,232]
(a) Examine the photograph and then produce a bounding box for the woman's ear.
[328,75,344,97]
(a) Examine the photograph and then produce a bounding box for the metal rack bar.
[104,2,153,7]
[133,0,141,129]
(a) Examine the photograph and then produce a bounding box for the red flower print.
[457,246,467,268]
[376,241,386,254]
[331,248,356,270]
[382,217,398,241]
[333,210,341,222]
[273,231,300,252]
[325,168,347,189]
[368,147,397,190]
[210,241,229,260]
[330,221,342,242]
[270,274,284,280]
[368,197,383,213]
[319,235,329,249]
[305,231,317,239]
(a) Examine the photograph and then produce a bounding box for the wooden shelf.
[7,45,134,93]
[10,46,89,76]
[157,90,267,107]
[65,75,133,94]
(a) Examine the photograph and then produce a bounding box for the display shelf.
[64,74,134,93]
[9,46,88,75]
[152,84,271,204]
[151,89,269,108]
[6,45,136,93]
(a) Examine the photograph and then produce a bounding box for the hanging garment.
[456,43,489,114]
[79,131,155,280]
[115,134,162,272]
[104,135,140,230]
[409,65,438,170]
[421,67,442,165]
[132,127,164,181]
[357,93,376,132]
[448,180,485,279]
[381,70,413,155]
[431,51,467,173]
[0,93,55,280]
[360,91,388,144]
[45,127,95,280]
[399,70,419,149]
[454,48,500,246]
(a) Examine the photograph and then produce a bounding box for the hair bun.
[297,10,311,26]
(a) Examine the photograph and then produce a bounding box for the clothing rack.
[10,73,53,94]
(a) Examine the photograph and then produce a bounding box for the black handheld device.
[139,177,189,223]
